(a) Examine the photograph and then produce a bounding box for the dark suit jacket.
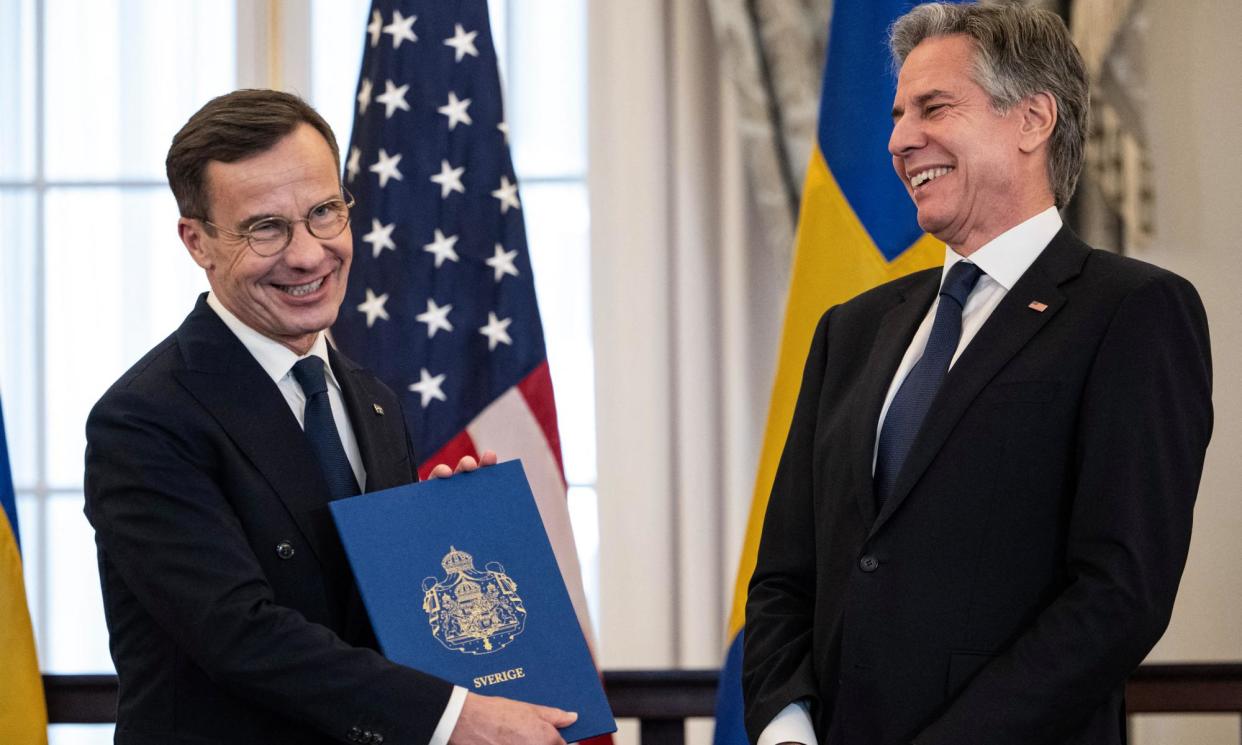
[85,295,452,745]
[742,229,1213,745]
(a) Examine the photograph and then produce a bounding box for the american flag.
[331,1,607,731]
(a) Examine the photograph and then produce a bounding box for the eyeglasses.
[200,189,356,257]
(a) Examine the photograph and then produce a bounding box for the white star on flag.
[485,244,520,282]
[415,298,454,338]
[422,228,460,267]
[437,92,473,130]
[370,149,403,188]
[383,10,418,49]
[443,24,479,62]
[430,159,465,198]
[367,9,382,47]
[357,78,373,115]
[497,121,509,144]
[346,147,361,183]
[491,175,520,214]
[479,312,513,350]
[356,288,390,328]
[376,79,410,119]
[362,219,397,258]
[408,368,447,408]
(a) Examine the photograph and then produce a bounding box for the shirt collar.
[941,206,1062,291]
[205,291,339,390]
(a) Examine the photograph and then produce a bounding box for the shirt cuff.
[757,700,818,745]
[428,685,469,745]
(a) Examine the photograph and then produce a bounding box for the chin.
[305,310,340,335]
[915,205,958,238]
[915,214,946,236]
[282,307,339,337]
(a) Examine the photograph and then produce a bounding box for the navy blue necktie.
[875,261,984,506]
[292,356,360,500]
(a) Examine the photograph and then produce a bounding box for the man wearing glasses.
[85,90,573,745]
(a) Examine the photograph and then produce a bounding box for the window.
[2,1,236,742]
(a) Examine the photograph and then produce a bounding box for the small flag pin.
[1028,301,1048,312]
[372,403,385,415]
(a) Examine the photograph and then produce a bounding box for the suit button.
[859,554,880,572]
[276,541,295,560]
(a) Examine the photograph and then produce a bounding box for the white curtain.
[587,0,786,682]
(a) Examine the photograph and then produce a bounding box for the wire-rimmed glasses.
[200,189,356,257]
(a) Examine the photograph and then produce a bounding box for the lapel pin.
[372,403,385,415]
[1028,301,1048,313]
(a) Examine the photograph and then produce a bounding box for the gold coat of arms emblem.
[421,546,528,655]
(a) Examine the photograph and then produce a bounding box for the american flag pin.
[372,403,385,415]
[1028,301,1049,313]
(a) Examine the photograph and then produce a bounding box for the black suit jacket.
[85,295,452,745]
[742,229,1213,745]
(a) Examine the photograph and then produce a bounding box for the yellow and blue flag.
[712,2,949,742]
[1,394,47,744]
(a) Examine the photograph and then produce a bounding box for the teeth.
[280,277,324,297]
[911,166,953,188]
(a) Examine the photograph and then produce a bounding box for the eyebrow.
[237,213,283,231]
[234,193,342,230]
[891,89,953,120]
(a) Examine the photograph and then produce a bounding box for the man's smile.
[273,275,327,298]
[909,166,954,190]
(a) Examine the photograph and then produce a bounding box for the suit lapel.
[331,346,409,492]
[869,229,1090,536]
[848,273,939,528]
[171,297,338,566]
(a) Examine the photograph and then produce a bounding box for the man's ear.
[1018,91,1057,154]
[179,218,214,271]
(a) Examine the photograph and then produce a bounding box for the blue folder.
[330,460,616,742]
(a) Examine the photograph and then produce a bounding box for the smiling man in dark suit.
[742,4,1212,745]
[85,90,574,745]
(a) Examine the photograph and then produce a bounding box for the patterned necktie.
[291,356,360,500]
[874,261,984,507]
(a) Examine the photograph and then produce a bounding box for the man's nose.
[282,222,326,265]
[888,113,922,157]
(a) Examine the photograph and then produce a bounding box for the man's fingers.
[534,704,577,727]
[430,452,496,480]
[449,693,571,745]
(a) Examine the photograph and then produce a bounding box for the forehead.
[204,124,340,216]
[895,34,979,97]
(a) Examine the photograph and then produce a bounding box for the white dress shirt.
[757,206,1062,745]
[205,292,468,745]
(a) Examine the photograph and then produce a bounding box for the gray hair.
[890,2,1088,208]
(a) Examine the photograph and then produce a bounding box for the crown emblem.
[422,546,527,655]
[441,546,476,573]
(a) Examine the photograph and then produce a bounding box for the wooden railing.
[44,665,1242,744]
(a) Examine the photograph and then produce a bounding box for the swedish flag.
[712,3,951,742]
[1,393,47,744]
